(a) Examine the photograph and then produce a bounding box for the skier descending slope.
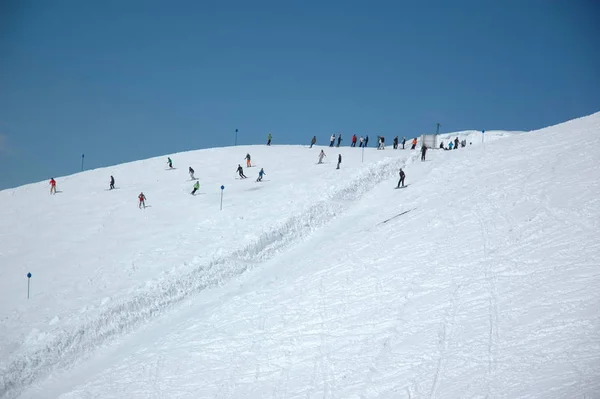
[397,168,406,188]
[191,181,200,195]
[236,164,247,179]
[318,150,326,164]
[167,157,173,169]
[189,167,195,180]
[266,133,272,146]
[245,153,251,167]
[256,168,266,182]
[138,192,147,209]
[336,154,342,169]
[421,144,428,161]
[49,178,57,194]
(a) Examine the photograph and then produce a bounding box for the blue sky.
[1,0,599,190]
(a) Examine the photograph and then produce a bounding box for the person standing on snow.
[138,192,147,209]
[267,133,272,146]
[411,138,417,150]
[421,144,428,161]
[318,150,326,164]
[236,164,247,179]
[245,153,251,167]
[351,134,357,147]
[454,137,459,150]
[310,136,317,148]
[359,136,364,147]
[191,181,200,195]
[49,178,57,194]
[402,137,406,149]
[109,175,115,190]
[393,136,398,149]
[189,167,195,180]
[397,168,406,188]
[337,134,342,147]
[329,134,335,147]
[365,135,369,147]
[167,157,173,169]
[336,154,342,169]
[256,167,266,182]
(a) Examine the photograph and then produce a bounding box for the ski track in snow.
[0,152,415,399]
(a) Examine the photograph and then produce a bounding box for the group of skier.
[439,137,468,150]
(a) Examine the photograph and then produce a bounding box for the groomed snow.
[1,114,600,398]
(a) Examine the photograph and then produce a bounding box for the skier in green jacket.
[191,181,200,195]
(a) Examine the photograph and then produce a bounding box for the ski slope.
[1,114,600,398]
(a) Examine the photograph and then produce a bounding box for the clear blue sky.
[1,0,599,190]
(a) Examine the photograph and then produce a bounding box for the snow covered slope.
[2,113,600,398]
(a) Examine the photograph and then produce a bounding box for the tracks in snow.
[0,155,411,399]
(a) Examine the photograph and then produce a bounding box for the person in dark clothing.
[337,134,342,147]
[351,134,357,147]
[236,164,247,179]
[421,144,427,161]
[454,137,459,150]
[189,167,195,180]
[397,168,406,188]
[336,154,342,169]
[109,176,115,190]
[310,136,317,148]
[439,141,444,149]
[365,135,369,147]
[393,136,398,149]
[402,137,406,149]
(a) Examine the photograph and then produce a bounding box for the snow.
[1,113,600,398]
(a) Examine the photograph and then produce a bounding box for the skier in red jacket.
[49,178,57,194]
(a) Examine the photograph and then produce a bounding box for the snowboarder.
[329,134,335,147]
[310,136,317,148]
[109,175,115,190]
[337,134,342,147]
[191,181,200,195]
[411,138,417,150]
[49,178,57,194]
[393,136,398,149]
[402,137,406,149]
[351,134,357,147]
[138,192,146,209]
[167,157,173,169]
[421,144,427,161]
[318,150,326,164]
[267,133,272,146]
[359,136,364,148]
[397,168,406,188]
[236,164,247,179]
[189,167,195,180]
[256,167,266,182]
[245,153,251,167]
[336,154,342,169]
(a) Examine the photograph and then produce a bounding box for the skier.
[393,136,398,150]
[138,192,146,209]
[236,164,247,179]
[189,167,195,180]
[377,136,382,150]
[267,133,272,146]
[351,134,357,147]
[191,181,200,195]
[411,138,417,150]
[245,153,251,167]
[397,168,406,188]
[380,136,385,150]
[256,167,266,182]
[359,136,364,148]
[318,150,326,164]
[49,178,57,195]
[364,135,369,147]
[336,134,342,147]
[454,137,459,150]
[421,144,428,161]
[310,136,317,148]
[167,157,173,169]
[439,141,444,149]
[329,134,335,147]
[336,154,342,169]
[448,141,454,150]
[402,137,406,149]
[109,175,115,190]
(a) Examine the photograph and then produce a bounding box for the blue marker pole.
[27,272,32,299]
[81,153,85,171]
[220,185,225,210]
